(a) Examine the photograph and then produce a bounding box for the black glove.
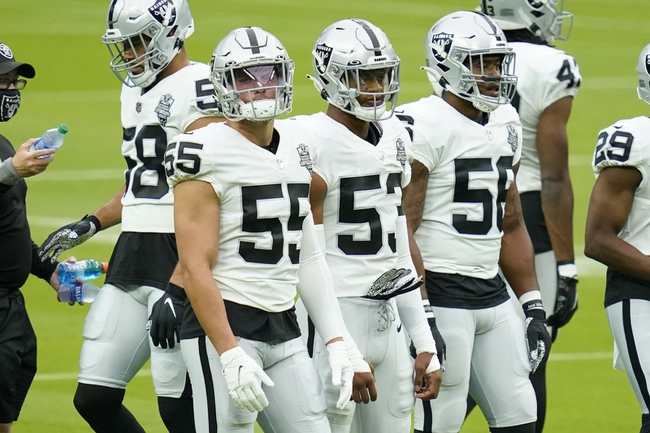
[37,215,101,263]
[522,299,552,374]
[148,283,186,349]
[547,275,578,328]
[366,268,423,300]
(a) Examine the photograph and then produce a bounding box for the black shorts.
[0,290,37,423]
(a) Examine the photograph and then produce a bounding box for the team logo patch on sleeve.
[155,93,175,126]
[506,125,519,153]
[297,143,313,174]
[395,138,407,169]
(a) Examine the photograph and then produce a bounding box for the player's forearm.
[182,266,238,353]
[92,184,126,230]
[584,233,650,280]
[500,216,539,298]
[541,177,575,262]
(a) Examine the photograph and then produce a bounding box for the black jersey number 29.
[453,156,512,235]
[240,183,309,265]
[594,130,634,166]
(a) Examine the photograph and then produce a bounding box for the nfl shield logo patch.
[135,102,142,114]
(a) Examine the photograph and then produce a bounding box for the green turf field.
[2,0,649,431]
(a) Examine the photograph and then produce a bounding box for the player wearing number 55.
[36,1,221,432]
[166,26,364,433]
[584,42,650,433]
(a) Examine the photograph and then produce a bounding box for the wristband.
[519,289,542,306]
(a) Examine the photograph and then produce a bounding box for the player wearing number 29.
[584,42,650,433]
[476,1,581,431]
[36,1,221,432]
[166,27,361,433]
[291,19,441,433]
[398,11,551,433]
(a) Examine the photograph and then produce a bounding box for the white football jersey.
[166,121,312,312]
[120,62,218,232]
[289,113,412,298]
[397,96,522,279]
[593,116,650,255]
[512,42,581,193]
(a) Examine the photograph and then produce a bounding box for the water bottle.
[58,260,108,285]
[30,124,69,156]
[58,282,101,303]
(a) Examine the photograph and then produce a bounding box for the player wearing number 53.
[36,1,221,432]
[584,43,650,433]
[398,11,551,433]
[166,27,363,433]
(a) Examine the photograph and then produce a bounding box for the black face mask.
[0,90,20,122]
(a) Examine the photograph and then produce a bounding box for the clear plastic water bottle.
[30,124,69,156]
[58,260,108,285]
[58,282,101,303]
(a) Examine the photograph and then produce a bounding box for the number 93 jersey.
[593,116,650,255]
[120,62,219,233]
[289,113,412,298]
[166,120,313,312]
[397,96,522,279]
[511,42,581,193]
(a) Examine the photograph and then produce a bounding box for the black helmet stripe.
[245,27,261,54]
[351,19,382,56]
[475,10,499,34]
[107,0,119,29]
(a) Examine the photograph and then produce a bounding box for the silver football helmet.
[478,0,573,45]
[210,27,294,122]
[309,19,400,121]
[637,43,650,105]
[102,0,194,88]
[423,11,517,113]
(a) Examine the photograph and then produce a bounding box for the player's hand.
[547,275,578,328]
[350,358,377,404]
[326,340,354,409]
[366,268,423,300]
[220,346,274,412]
[148,284,185,349]
[37,215,101,263]
[413,352,441,400]
[522,299,552,374]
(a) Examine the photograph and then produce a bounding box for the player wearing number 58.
[35,0,221,432]
[584,42,650,433]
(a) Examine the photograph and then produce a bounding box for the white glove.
[220,346,275,412]
[326,341,354,409]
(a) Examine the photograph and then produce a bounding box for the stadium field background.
[2,0,649,431]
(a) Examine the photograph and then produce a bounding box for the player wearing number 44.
[397,11,552,433]
[585,42,650,433]
[36,1,221,432]
[166,26,370,433]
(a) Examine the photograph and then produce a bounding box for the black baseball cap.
[0,43,35,78]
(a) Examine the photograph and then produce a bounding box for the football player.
[477,2,581,430]
[166,26,361,433]
[398,11,551,433]
[35,1,221,432]
[291,19,442,433]
[584,42,650,433]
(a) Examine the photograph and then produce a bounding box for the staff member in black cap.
[0,42,62,433]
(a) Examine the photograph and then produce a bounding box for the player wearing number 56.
[584,42,650,433]
[35,1,222,432]
[398,10,551,433]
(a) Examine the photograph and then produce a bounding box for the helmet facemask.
[212,62,293,122]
